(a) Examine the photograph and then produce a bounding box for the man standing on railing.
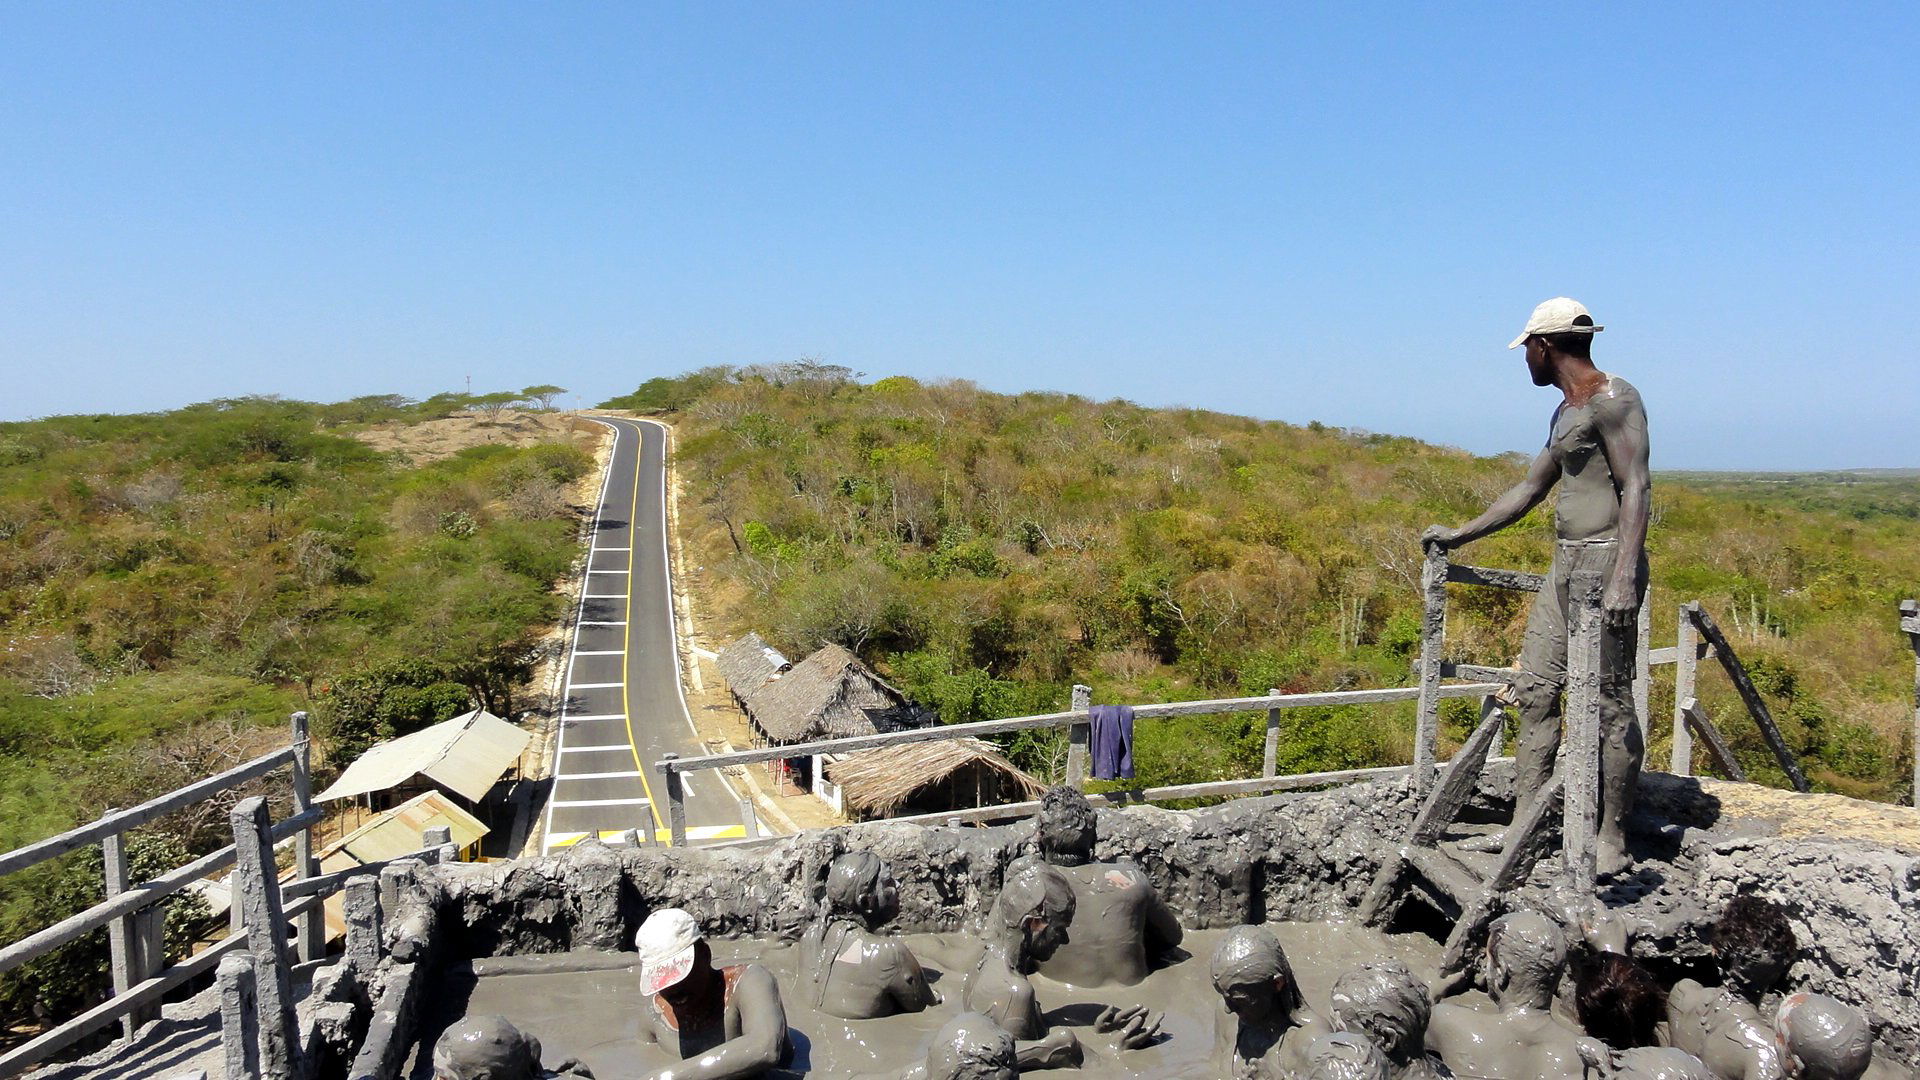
[1423,297,1651,877]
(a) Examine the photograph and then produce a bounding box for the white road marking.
[592,546,632,551]
[562,713,627,722]
[576,621,627,626]
[571,650,624,657]
[582,594,630,600]
[559,743,636,753]
[567,682,623,690]
[550,797,652,808]
[589,568,631,574]
[556,769,644,780]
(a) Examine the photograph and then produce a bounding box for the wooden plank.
[1435,775,1564,990]
[1687,605,1811,792]
[1679,698,1746,781]
[1647,642,1715,667]
[101,819,138,1041]
[0,806,322,977]
[662,753,688,847]
[1262,691,1281,779]
[1445,564,1547,592]
[0,930,250,1076]
[1410,697,1506,847]
[1670,606,1699,775]
[1413,547,1450,796]
[661,683,1503,774]
[0,746,296,876]
[1560,570,1605,895]
[1065,685,1091,789]
[289,711,322,965]
[1904,595,1920,807]
[1405,846,1479,914]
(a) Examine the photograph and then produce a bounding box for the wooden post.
[1065,684,1091,789]
[101,815,142,1041]
[1632,582,1651,744]
[1901,600,1919,808]
[738,797,759,839]
[1263,689,1282,778]
[1687,605,1810,793]
[218,951,260,1080]
[1561,570,1606,896]
[289,712,322,965]
[1678,698,1746,782]
[662,753,688,847]
[1670,604,1698,775]
[1412,545,1449,796]
[229,796,301,1080]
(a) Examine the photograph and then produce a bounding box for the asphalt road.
[541,416,752,850]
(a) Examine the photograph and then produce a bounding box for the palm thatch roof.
[743,641,921,743]
[825,738,1041,819]
[715,632,790,706]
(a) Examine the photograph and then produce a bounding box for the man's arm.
[1595,396,1651,630]
[1424,448,1560,551]
[1143,892,1184,957]
[885,943,939,1011]
[643,967,786,1080]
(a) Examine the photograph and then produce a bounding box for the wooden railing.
[0,712,400,1077]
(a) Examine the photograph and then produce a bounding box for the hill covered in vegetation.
[624,364,1919,805]
[0,391,588,1027]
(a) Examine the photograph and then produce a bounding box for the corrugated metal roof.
[316,708,530,802]
[320,790,489,864]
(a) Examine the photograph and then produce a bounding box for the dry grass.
[353,409,598,464]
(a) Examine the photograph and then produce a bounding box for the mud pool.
[419,922,1452,1078]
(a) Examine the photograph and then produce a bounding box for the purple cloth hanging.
[1088,704,1135,780]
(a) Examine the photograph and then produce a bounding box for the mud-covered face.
[1026,916,1070,962]
[1217,975,1283,1022]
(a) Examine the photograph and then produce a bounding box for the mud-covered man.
[1425,297,1651,876]
[798,851,938,1020]
[1029,785,1184,988]
[634,908,790,1080]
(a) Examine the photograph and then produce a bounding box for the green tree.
[520,384,567,410]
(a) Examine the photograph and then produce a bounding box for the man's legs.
[1509,552,1570,818]
[1595,555,1649,871]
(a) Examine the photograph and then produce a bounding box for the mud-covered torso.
[1035,862,1154,987]
[799,919,917,1020]
[1547,374,1645,542]
[1666,982,1784,1080]
[646,967,744,1060]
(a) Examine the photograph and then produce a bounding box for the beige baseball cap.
[636,908,702,996]
[1508,297,1603,349]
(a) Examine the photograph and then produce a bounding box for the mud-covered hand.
[1602,577,1639,632]
[1421,525,1458,553]
[1036,1029,1081,1069]
[1579,907,1633,956]
[1095,1004,1163,1050]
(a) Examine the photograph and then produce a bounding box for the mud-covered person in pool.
[431,1015,594,1079]
[799,851,939,1020]
[1210,924,1333,1079]
[634,908,790,1080]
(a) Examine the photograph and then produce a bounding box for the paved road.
[541,417,752,850]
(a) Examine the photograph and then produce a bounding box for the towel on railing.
[1088,704,1135,780]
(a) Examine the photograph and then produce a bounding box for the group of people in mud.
[428,301,1890,1079]
[430,786,1884,1080]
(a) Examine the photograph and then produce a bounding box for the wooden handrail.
[0,745,297,877]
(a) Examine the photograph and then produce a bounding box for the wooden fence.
[0,712,415,1078]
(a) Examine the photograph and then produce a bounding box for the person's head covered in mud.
[1303,1031,1394,1080]
[824,850,900,930]
[1712,895,1796,1004]
[1329,959,1433,1069]
[1211,924,1306,1026]
[431,1015,589,1080]
[1775,993,1873,1080]
[922,1012,1017,1080]
[1034,785,1097,867]
[1486,910,1567,1010]
[992,857,1076,965]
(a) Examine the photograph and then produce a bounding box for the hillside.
[0,392,594,1027]
[630,365,1919,805]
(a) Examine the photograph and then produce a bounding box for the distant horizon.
[6,7,1916,471]
[7,372,1914,476]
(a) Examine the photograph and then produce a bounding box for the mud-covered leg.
[1597,628,1643,875]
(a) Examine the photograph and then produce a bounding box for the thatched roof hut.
[715,632,790,707]
[824,738,1041,820]
[743,642,922,744]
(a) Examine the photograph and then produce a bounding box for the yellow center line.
[617,419,671,843]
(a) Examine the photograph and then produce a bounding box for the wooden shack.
[823,738,1041,821]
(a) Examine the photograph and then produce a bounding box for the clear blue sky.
[5,4,1916,469]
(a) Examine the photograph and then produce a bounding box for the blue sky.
[4,4,1916,469]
